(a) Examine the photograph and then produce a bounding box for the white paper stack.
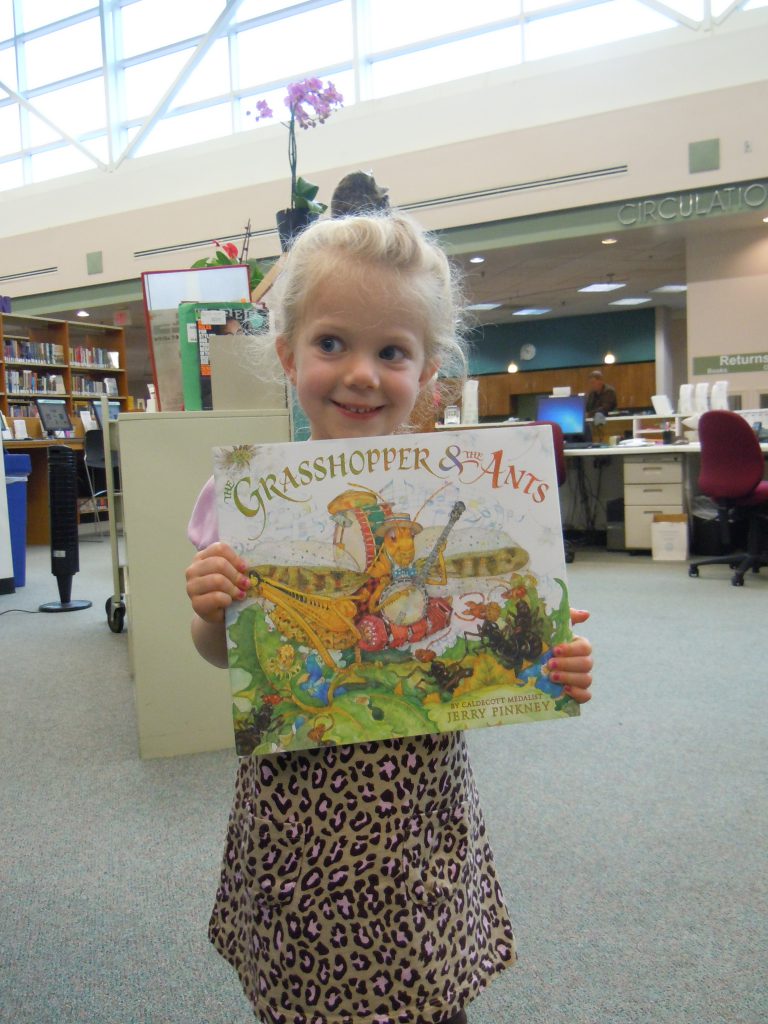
[461,379,479,424]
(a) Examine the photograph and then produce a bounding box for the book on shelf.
[3,339,65,363]
[212,426,578,757]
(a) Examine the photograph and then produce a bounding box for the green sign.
[693,352,768,375]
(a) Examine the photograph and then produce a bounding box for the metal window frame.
[0,0,757,189]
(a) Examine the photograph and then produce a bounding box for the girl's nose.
[344,354,379,389]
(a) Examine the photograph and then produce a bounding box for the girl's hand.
[185,542,250,625]
[548,608,593,704]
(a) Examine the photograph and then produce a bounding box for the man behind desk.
[586,370,617,417]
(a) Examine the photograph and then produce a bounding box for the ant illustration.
[463,599,543,674]
[411,648,474,698]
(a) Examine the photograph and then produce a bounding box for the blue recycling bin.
[4,452,31,588]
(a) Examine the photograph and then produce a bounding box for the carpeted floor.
[1,540,765,1024]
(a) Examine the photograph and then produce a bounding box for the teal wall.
[468,308,655,375]
[291,308,656,437]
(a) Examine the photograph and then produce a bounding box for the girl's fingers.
[186,555,249,593]
[190,591,231,625]
[549,638,593,702]
[555,636,592,659]
[569,608,590,626]
[550,649,593,676]
[185,544,251,624]
[563,684,592,705]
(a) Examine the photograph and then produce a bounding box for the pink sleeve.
[187,476,219,550]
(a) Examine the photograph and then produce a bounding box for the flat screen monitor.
[535,394,589,442]
[35,397,73,436]
[91,400,121,429]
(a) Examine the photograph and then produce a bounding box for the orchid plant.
[251,77,344,215]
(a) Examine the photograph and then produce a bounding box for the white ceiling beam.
[0,78,109,171]
[113,0,246,169]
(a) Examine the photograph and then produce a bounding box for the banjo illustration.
[376,500,466,627]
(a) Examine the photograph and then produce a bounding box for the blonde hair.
[268,211,469,418]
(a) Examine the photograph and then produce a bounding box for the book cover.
[213,426,578,757]
[177,303,265,411]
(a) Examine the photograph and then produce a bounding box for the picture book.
[177,302,265,411]
[213,426,579,757]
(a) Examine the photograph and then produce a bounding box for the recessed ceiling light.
[579,282,626,293]
[467,302,502,310]
[652,284,687,293]
[512,307,551,316]
[469,256,485,264]
[609,297,651,306]
[76,309,90,317]
[601,238,618,245]
[763,216,768,223]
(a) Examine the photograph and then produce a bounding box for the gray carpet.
[1,541,765,1024]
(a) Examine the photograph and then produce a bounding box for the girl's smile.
[276,266,437,441]
[332,400,386,418]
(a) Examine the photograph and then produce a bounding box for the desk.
[563,443,768,549]
[3,438,84,545]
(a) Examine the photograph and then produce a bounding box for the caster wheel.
[688,566,699,577]
[565,551,575,564]
[106,596,126,633]
[731,576,744,587]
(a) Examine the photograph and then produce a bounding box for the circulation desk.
[3,437,85,545]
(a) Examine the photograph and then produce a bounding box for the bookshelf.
[1,312,126,430]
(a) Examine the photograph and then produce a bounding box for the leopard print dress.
[210,733,517,1024]
[189,483,516,1023]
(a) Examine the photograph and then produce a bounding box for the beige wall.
[687,226,768,407]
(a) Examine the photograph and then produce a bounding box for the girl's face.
[276,266,437,441]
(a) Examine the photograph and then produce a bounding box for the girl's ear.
[276,336,297,385]
[419,361,440,387]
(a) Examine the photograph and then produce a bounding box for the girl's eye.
[379,345,406,362]
[317,336,343,354]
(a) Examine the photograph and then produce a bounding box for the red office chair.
[688,411,768,586]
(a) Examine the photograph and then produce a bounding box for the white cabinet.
[119,409,291,758]
[624,454,684,549]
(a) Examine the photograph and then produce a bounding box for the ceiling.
[452,228,687,325]
[448,204,766,325]
[42,219,693,330]
[35,207,766,385]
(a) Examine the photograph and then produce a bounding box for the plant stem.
[288,106,297,211]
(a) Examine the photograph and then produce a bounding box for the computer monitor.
[535,394,589,442]
[91,400,121,429]
[35,397,73,437]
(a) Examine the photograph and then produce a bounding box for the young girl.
[185,212,594,1024]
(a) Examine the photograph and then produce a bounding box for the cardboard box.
[652,513,689,561]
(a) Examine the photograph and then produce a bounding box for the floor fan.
[39,445,92,613]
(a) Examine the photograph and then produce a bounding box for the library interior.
[1,6,767,1024]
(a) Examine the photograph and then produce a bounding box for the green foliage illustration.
[227,573,576,756]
